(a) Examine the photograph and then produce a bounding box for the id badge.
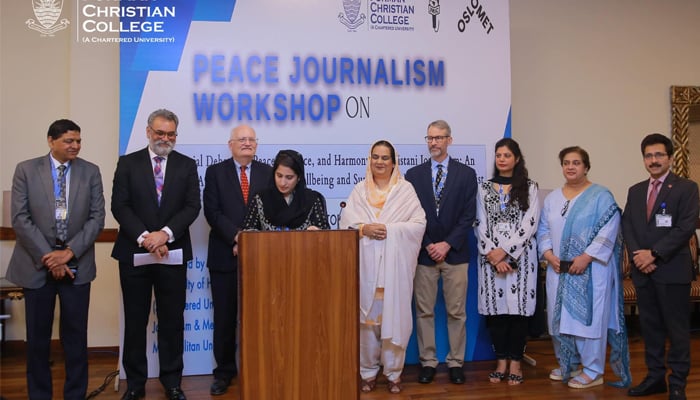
[496,222,511,233]
[655,214,672,227]
[55,206,67,220]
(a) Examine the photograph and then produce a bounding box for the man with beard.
[111,109,201,400]
[405,120,477,385]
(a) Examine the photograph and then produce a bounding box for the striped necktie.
[154,156,164,205]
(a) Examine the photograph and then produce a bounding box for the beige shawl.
[340,141,426,348]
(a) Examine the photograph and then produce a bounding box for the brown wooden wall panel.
[238,230,359,400]
[0,227,118,242]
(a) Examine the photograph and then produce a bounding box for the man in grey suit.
[405,120,477,385]
[7,119,105,400]
[203,124,272,395]
[622,133,699,400]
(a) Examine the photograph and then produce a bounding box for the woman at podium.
[242,149,330,231]
[340,140,426,394]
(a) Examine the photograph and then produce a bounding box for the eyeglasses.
[148,126,178,139]
[231,137,258,144]
[643,152,668,160]
[424,135,450,143]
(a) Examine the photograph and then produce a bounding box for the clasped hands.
[485,248,515,273]
[427,241,451,264]
[42,248,75,279]
[632,249,657,274]
[142,230,169,258]
[363,223,387,241]
[543,250,592,275]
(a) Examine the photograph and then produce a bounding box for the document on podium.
[133,248,183,266]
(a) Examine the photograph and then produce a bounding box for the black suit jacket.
[622,172,699,285]
[405,157,477,265]
[203,158,272,272]
[111,147,201,263]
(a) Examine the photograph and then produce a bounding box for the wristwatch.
[650,249,660,260]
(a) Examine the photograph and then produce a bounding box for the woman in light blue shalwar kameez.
[537,146,631,389]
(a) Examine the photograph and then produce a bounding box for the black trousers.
[119,262,186,390]
[635,280,691,389]
[24,280,90,400]
[209,269,238,381]
[486,314,528,361]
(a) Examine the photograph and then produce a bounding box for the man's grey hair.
[427,119,451,136]
[148,109,179,128]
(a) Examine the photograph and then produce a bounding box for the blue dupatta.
[551,184,631,387]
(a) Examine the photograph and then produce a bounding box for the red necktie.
[240,165,249,204]
[646,179,660,221]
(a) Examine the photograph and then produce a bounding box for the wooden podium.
[238,230,359,400]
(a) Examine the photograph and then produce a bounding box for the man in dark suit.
[111,109,201,400]
[203,125,272,395]
[622,133,699,400]
[7,119,105,400]
[405,120,477,385]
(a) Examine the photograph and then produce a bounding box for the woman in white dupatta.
[340,140,426,394]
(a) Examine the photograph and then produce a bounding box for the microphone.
[429,0,440,32]
[337,201,347,230]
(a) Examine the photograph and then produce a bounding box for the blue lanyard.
[498,184,510,211]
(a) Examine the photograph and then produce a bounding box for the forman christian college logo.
[26,0,70,36]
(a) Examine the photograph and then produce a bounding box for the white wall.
[1,0,699,346]
[510,0,700,202]
[1,1,120,346]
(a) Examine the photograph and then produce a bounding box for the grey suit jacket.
[7,154,106,288]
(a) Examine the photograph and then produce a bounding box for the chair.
[0,278,24,347]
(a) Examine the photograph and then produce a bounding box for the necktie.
[646,179,661,221]
[154,156,164,205]
[435,164,444,211]
[56,165,68,241]
[240,165,250,204]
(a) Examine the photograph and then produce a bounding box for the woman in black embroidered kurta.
[474,138,539,385]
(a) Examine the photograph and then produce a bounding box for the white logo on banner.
[26,0,70,36]
[339,0,366,30]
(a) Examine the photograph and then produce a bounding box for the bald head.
[228,125,258,164]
